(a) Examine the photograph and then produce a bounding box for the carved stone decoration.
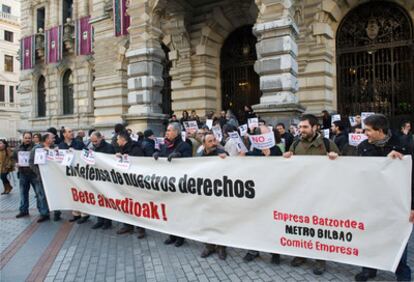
[63,18,75,53]
[35,29,45,59]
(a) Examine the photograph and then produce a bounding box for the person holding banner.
[89,131,116,230]
[242,125,282,264]
[0,139,14,195]
[13,132,35,218]
[283,114,340,275]
[197,132,229,260]
[276,123,294,151]
[58,127,86,222]
[115,132,146,238]
[355,114,413,282]
[29,133,55,222]
[154,122,192,247]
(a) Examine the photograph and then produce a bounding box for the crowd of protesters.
[1,106,413,281]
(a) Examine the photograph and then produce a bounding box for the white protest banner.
[18,151,30,167]
[239,124,248,137]
[248,131,275,150]
[81,149,96,165]
[248,118,259,129]
[212,125,223,142]
[183,121,198,134]
[228,132,248,153]
[34,148,47,165]
[349,133,368,147]
[206,119,213,130]
[40,152,412,272]
[331,114,341,125]
[61,150,74,166]
[361,112,375,129]
[115,155,130,170]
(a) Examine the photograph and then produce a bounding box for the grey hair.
[168,122,182,135]
[91,131,103,139]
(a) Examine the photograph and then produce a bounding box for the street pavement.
[0,174,412,282]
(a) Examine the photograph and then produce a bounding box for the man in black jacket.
[13,132,35,218]
[115,132,146,239]
[197,133,228,260]
[141,129,156,157]
[58,127,86,222]
[154,122,192,247]
[90,131,115,230]
[355,114,413,282]
[331,120,348,153]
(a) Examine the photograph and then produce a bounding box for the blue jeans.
[19,173,49,216]
[362,246,411,281]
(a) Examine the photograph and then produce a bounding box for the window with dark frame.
[2,5,11,14]
[0,85,5,102]
[36,7,45,32]
[62,70,74,115]
[38,76,46,117]
[4,55,13,72]
[9,86,14,103]
[62,0,73,23]
[4,30,13,42]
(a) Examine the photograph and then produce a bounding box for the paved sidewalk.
[0,177,412,281]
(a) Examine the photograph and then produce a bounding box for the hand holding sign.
[248,118,259,130]
[248,131,275,150]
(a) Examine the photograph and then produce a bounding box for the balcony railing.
[0,12,19,23]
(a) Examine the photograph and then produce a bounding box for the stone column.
[124,0,166,134]
[253,0,304,125]
[90,0,129,137]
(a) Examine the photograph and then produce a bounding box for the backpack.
[291,137,331,154]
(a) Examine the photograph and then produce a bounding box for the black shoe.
[164,236,177,245]
[117,226,134,235]
[16,212,29,218]
[137,228,146,239]
[92,222,104,229]
[217,247,227,260]
[355,270,377,282]
[243,252,259,262]
[313,260,326,275]
[53,213,61,221]
[69,215,81,222]
[291,257,307,267]
[175,238,185,247]
[37,215,50,223]
[77,216,90,224]
[200,247,215,258]
[271,254,280,265]
[102,223,112,230]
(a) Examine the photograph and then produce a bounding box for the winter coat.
[0,148,14,173]
[159,137,192,158]
[117,141,144,157]
[141,138,156,157]
[58,139,85,150]
[333,131,348,153]
[290,133,340,156]
[92,140,115,154]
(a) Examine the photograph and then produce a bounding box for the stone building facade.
[19,0,414,135]
[0,0,21,139]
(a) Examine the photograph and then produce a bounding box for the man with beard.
[154,122,192,247]
[283,114,340,275]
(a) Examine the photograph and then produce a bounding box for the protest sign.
[212,125,223,142]
[228,132,248,153]
[239,124,248,137]
[81,149,96,165]
[331,114,341,125]
[183,121,198,134]
[18,151,30,167]
[34,148,47,165]
[248,118,259,130]
[361,112,375,129]
[61,150,74,166]
[248,131,275,150]
[115,154,130,170]
[206,119,213,130]
[349,134,368,147]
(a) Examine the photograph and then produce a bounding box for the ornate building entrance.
[336,1,414,126]
[221,26,260,119]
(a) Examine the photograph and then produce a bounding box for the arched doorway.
[336,1,414,127]
[221,25,260,120]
